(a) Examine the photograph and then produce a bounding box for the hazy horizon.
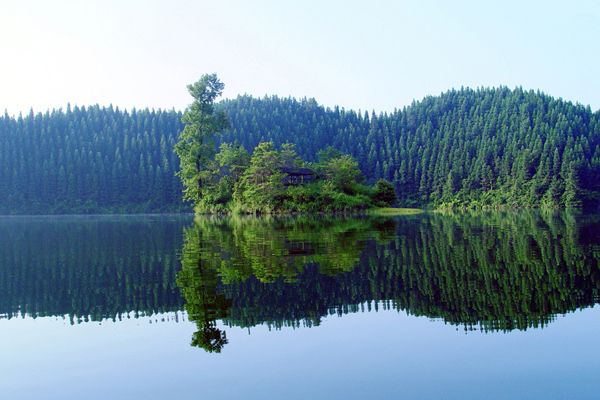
[2,0,599,115]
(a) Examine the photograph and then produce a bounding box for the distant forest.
[1,87,599,214]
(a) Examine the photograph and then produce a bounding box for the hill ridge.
[0,86,598,213]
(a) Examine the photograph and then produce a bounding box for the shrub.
[372,179,397,207]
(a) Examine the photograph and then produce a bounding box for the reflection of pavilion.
[284,240,316,256]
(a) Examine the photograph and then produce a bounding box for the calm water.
[1,212,600,399]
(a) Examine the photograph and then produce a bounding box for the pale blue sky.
[1,0,599,115]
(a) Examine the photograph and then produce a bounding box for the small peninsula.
[175,74,397,214]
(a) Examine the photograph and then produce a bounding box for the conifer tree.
[174,74,229,208]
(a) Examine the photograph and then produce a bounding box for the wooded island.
[174,74,396,214]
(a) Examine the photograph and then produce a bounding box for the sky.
[1,0,599,115]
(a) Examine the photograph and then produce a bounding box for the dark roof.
[280,166,316,176]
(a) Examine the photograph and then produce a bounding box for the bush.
[371,179,397,207]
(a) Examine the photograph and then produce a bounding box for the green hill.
[1,87,599,213]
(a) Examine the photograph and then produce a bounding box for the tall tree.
[174,74,229,208]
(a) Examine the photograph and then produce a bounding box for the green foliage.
[215,142,250,181]
[1,87,600,214]
[279,181,372,213]
[372,179,397,206]
[217,89,600,209]
[318,181,371,211]
[194,140,378,214]
[234,142,286,213]
[279,143,302,168]
[280,182,323,213]
[193,143,250,213]
[367,207,422,216]
[174,74,229,206]
[317,146,343,163]
[319,154,363,194]
[0,106,187,214]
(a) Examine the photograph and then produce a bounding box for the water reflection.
[0,216,187,322]
[1,212,599,354]
[176,216,393,352]
[178,212,600,351]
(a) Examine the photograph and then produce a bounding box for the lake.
[1,212,599,399]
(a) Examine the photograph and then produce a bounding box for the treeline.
[219,88,600,208]
[1,87,599,213]
[0,106,185,214]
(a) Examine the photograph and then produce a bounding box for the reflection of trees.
[176,225,230,352]
[0,217,186,322]
[176,215,393,351]
[387,211,600,331]
[5,212,598,354]
[178,211,600,352]
[192,215,394,283]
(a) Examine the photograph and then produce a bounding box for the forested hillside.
[0,106,184,213]
[1,87,599,214]
[220,88,600,208]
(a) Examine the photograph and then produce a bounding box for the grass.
[367,207,423,216]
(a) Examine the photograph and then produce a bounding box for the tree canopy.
[1,86,599,213]
[174,74,229,208]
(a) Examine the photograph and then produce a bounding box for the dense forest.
[1,87,599,213]
[219,89,600,209]
[0,106,184,214]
